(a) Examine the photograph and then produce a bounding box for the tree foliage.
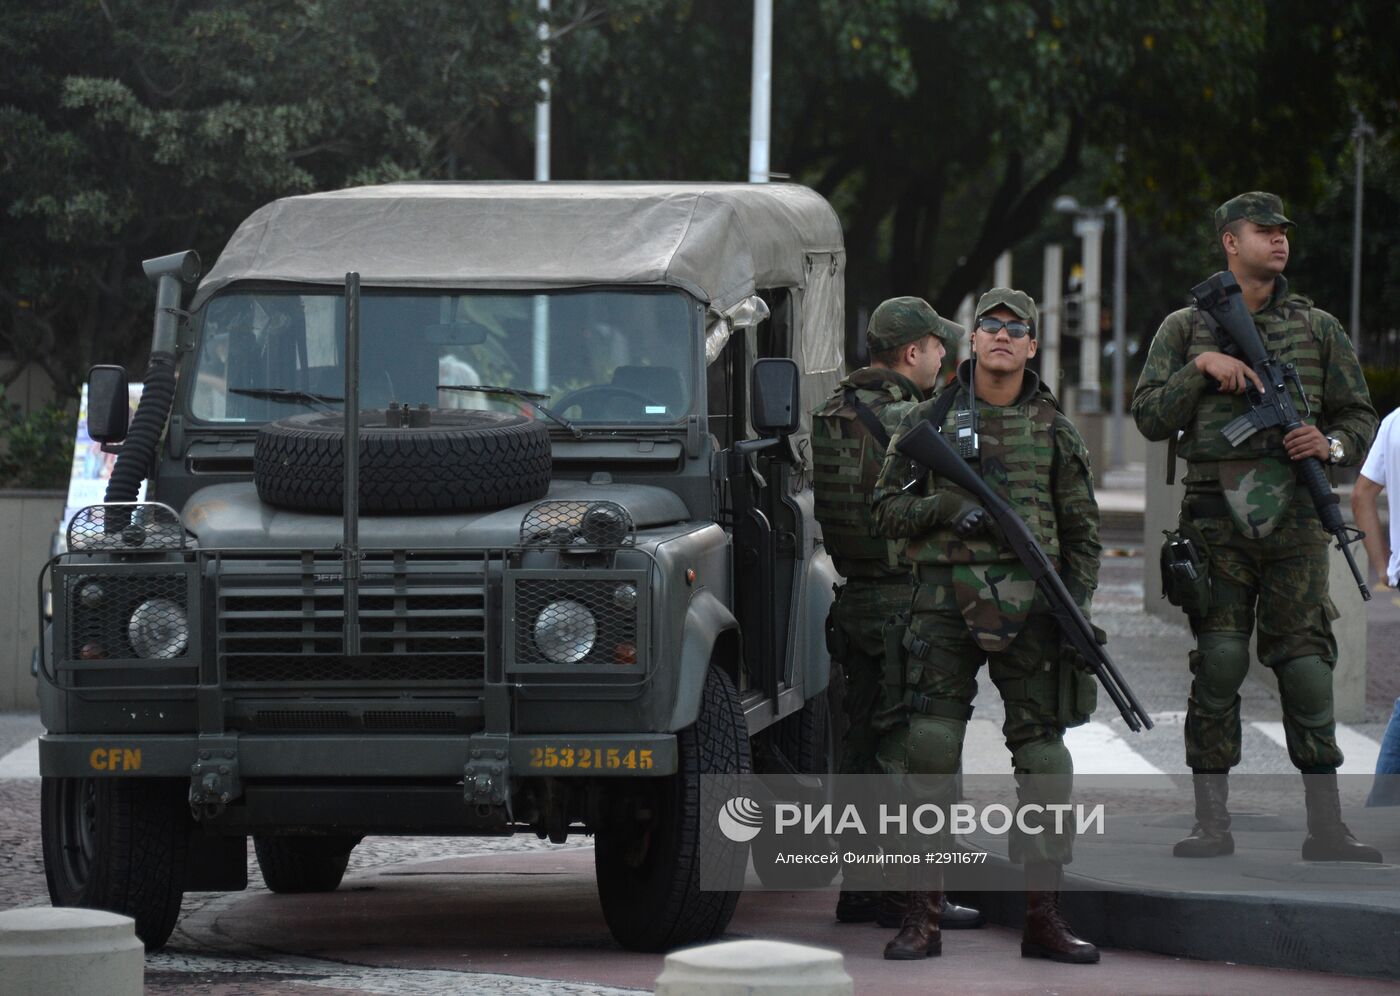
[0,0,549,393]
[2,0,1397,404]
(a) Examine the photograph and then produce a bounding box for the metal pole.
[1074,214,1104,413]
[748,0,772,183]
[1041,243,1063,397]
[1350,112,1371,359]
[532,0,551,392]
[1111,200,1127,468]
[994,251,1012,289]
[535,0,550,183]
[956,294,974,365]
[343,272,361,657]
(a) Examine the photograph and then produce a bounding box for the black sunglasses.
[976,316,1033,339]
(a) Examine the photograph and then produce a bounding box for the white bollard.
[0,907,143,996]
[654,939,853,996]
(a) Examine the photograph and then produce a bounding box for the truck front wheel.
[253,834,359,893]
[594,666,752,951]
[41,776,189,951]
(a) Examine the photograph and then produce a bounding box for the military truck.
[37,182,848,952]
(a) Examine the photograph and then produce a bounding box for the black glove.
[1059,623,1108,673]
[951,505,989,539]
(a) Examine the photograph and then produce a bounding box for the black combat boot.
[1301,772,1383,863]
[835,890,880,923]
[1173,770,1234,858]
[1021,862,1099,964]
[874,890,907,927]
[882,890,942,959]
[874,892,983,929]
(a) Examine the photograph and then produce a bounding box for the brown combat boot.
[1301,772,1383,863]
[1173,770,1235,858]
[882,890,942,960]
[1021,862,1099,964]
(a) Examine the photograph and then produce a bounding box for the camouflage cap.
[1214,191,1293,234]
[974,287,1038,332]
[866,296,965,352]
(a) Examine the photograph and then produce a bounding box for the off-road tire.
[751,690,840,888]
[41,776,189,951]
[595,667,752,951]
[253,834,358,893]
[253,409,551,514]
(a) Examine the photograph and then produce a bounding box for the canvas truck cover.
[192,182,843,316]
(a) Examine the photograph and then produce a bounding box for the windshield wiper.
[228,387,343,413]
[437,384,582,438]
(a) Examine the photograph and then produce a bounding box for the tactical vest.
[904,383,1060,566]
[812,371,921,578]
[1178,292,1323,537]
[1179,293,1322,468]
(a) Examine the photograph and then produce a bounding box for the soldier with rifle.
[811,297,984,932]
[871,288,1105,965]
[1132,192,1381,862]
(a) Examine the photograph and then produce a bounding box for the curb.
[956,856,1400,981]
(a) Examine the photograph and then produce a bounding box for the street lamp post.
[1350,112,1374,359]
[1055,195,1127,466]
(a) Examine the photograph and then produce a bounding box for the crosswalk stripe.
[961,718,1168,775]
[961,718,1010,775]
[0,738,40,779]
[1249,722,1380,776]
[1065,721,1166,775]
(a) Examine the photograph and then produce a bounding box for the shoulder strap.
[926,384,962,434]
[1194,305,1238,357]
[844,387,891,450]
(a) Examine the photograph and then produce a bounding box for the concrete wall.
[1142,440,1186,621]
[0,491,64,711]
[1141,442,1367,722]
[0,362,59,412]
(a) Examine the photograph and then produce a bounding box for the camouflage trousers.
[1184,512,1342,772]
[829,579,912,777]
[875,580,1074,865]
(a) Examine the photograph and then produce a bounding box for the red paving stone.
[198,845,1398,995]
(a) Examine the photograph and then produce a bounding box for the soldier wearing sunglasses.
[870,288,1103,965]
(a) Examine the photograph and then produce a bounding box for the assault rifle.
[895,421,1154,732]
[1190,271,1371,601]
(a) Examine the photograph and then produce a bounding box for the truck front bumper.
[40,732,678,780]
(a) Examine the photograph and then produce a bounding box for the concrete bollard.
[0,907,143,996]
[654,939,853,996]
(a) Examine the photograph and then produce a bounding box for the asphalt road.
[1,540,1396,991]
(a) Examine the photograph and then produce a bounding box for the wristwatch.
[1326,435,1344,465]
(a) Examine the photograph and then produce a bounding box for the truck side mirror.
[87,365,130,444]
[750,358,800,437]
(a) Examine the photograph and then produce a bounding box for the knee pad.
[1275,655,1334,729]
[904,715,965,775]
[1192,632,1251,712]
[1011,736,1072,776]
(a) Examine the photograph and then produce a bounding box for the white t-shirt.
[1359,407,1400,586]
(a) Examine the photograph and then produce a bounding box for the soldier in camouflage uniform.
[1133,192,1381,863]
[812,297,982,931]
[871,288,1102,965]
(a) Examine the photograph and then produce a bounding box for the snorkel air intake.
[104,251,200,505]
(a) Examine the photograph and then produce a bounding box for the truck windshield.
[189,287,696,426]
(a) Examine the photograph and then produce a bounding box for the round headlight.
[128,598,189,659]
[533,599,597,664]
[612,583,638,610]
[77,581,105,609]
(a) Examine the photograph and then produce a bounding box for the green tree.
[0,0,551,394]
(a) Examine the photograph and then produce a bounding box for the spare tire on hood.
[253,409,551,514]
